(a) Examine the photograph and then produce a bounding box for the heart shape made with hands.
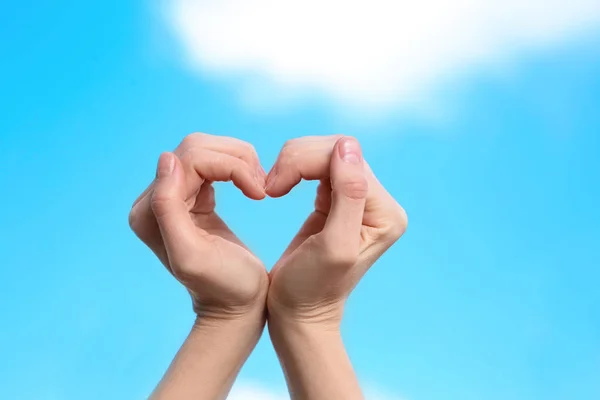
[129,133,407,317]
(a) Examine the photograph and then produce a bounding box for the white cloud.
[228,380,406,400]
[162,0,600,114]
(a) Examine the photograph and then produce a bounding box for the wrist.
[267,294,345,328]
[268,316,342,355]
[192,277,269,323]
[194,301,267,333]
[151,307,266,400]
[267,312,363,400]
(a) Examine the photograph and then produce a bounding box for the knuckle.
[178,147,193,162]
[338,177,368,200]
[216,153,237,172]
[314,235,359,268]
[128,204,141,232]
[181,132,217,150]
[242,141,258,156]
[242,142,260,164]
[149,192,172,219]
[279,144,298,166]
[283,138,299,148]
[219,156,244,182]
[181,132,204,147]
[177,148,197,171]
[385,204,408,240]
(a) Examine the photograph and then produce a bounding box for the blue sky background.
[1,1,599,399]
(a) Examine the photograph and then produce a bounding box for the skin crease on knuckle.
[178,148,199,172]
[243,142,259,162]
[149,193,174,221]
[130,134,412,399]
[279,143,298,168]
[193,132,260,167]
[337,177,369,201]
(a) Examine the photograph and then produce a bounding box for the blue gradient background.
[1,2,599,399]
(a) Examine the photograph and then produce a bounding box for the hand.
[265,135,408,327]
[129,133,269,320]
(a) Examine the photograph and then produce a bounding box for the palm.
[272,180,369,265]
[130,134,271,318]
[175,184,266,309]
[269,182,365,308]
[269,175,393,310]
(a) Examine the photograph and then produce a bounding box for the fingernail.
[265,170,277,192]
[339,137,362,164]
[157,153,175,178]
[257,165,267,184]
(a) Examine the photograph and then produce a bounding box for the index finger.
[265,135,400,218]
[266,135,390,198]
[265,135,343,197]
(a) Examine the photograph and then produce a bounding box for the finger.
[190,181,217,215]
[314,179,332,215]
[129,201,170,268]
[151,152,206,265]
[179,148,266,200]
[175,133,266,184]
[320,137,368,248]
[265,135,343,197]
[132,181,154,209]
[265,136,396,213]
[362,160,408,232]
[131,133,265,242]
[265,135,407,260]
[130,134,265,271]
[129,182,169,266]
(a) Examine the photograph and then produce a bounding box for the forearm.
[269,320,363,400]
[151,310,266,400]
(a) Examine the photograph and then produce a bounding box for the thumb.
[321,137,368,251]
[151,152,198,265]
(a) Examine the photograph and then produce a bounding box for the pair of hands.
[129,133,407,331]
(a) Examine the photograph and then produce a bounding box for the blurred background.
[1,1,599,399]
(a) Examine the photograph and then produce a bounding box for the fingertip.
[157,152,175,179]
[237,172,268,201]
[265,188,288,198]
[154,153,188,207]
[264,167,279,197]
[264,177,294,198]
[257,163,268,182]
[249,186,267,201]
[264,183,279,198]
[255,165,268,198]
[335,136,363,165]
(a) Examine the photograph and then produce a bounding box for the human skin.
[128,134,270,400]
[128,134,407,400]
[265,135,408,400]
